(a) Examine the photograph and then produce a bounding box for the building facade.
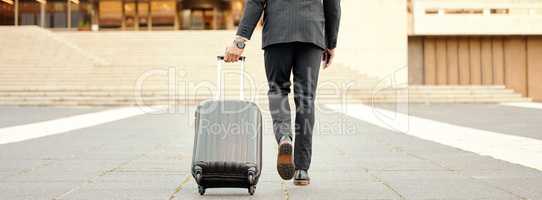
[407,0,542,101]
[1,0,541,101]
[0,0,245,30]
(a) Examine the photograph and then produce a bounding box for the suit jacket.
[236,0,341,50]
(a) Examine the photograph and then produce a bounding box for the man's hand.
[224,44,244,63]
[323,48,335,69]
[224,37,247,63]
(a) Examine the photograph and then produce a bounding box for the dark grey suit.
[236,0,341,171]
[237,0,341,49]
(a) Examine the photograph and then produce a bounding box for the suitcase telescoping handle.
[216,56,247,100]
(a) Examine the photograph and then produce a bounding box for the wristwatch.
[234,37,246,49]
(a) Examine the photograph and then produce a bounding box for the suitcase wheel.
[248,185,256,195]
[198,185,206,196]
[248,174,255,185]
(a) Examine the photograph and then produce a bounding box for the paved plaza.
[1,103,541,200]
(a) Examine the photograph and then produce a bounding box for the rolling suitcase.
[191,56,263,196]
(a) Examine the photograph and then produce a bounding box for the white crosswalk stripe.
[501,102,542,110]
[326,104,542,171]
[0,106,165,145]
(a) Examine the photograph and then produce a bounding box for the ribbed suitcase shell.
[192,100,263,191]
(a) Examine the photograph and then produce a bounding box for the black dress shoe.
[293,170,310,186]
[277,135,294,180]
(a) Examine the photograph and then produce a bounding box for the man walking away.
[224,0,341,186]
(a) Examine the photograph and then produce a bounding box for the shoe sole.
[293,179,310,186]
[277,142,294,180]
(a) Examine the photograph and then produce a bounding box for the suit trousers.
[264,42,323,171]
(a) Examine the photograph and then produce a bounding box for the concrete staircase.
[0,26,531,107]
[0,85,529,107]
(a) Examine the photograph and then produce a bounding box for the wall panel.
[481,38,494,85]
[504,37,528,96]
[458,38,471,85]
[527,37,542,101]
[436,38,448,85]
[408,37,425,85]
[492,37,505,85]
[446,38,459,85]
[424,38,437,85]
[469,38,482,85]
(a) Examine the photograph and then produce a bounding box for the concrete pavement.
[0,104,541,199]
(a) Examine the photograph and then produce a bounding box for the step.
[0,89,524,97]
[0,94,529,102]
[0,97,529,107]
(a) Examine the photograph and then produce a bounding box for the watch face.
[236,41,246,49]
